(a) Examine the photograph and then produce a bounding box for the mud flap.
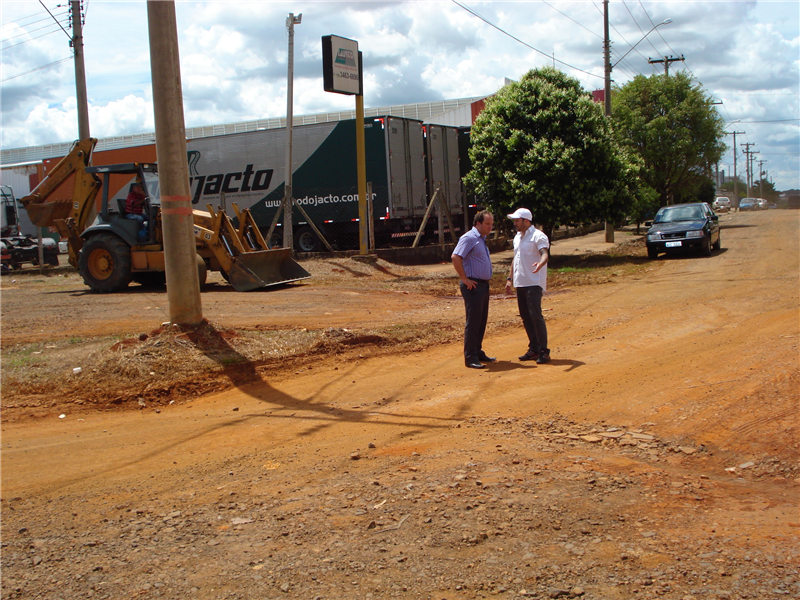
[225,248,311,292]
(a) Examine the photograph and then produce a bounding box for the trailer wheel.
[266,232,283,249]
[295,226,320,252]
[132,272,166,287]
[79,233,132,293]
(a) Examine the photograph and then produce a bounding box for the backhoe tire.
[132,271,166,288]
[79,233,132,293]
[197,254,208,286]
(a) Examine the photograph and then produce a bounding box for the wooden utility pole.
[648,55,685,76]
[147,0,203,325]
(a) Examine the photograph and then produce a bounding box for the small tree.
[464,67,637,241]
[612,73,727,206]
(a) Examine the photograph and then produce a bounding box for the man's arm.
[504,263,514,294]
[452,254,476,290]
[532,247,549,273]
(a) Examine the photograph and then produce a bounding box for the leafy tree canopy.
[464,67,639,240]
[612,72,727,206]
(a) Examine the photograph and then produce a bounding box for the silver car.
[713,196,731,212]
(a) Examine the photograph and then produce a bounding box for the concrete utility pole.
[729,131,744,208]
[70,1,90,140]
[648,55,685,76]
[742,143,757,195]
[283,13,302,250]
[147,0,203,325]
[757,159,767,198]
[748,150,759,196]
[602,0,613,243]
[602,9,671,242]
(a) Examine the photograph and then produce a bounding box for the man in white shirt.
[504,208,551,364]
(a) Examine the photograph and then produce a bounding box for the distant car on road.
[739,199,756,211]
[755,198,768,210]
[646,202,721,259]
[713,196,731,213]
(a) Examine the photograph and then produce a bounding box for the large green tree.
[464,67,639,240]
[612,72,727,206]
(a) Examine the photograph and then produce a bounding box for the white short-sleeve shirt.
[512,226,550,291]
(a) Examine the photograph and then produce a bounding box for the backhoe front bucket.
[225,248,311,292]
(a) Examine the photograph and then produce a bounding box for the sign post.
[322,35,367,254]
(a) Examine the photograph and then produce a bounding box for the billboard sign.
[322,35,362,95]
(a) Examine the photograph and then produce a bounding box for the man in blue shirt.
[452,210,495,369]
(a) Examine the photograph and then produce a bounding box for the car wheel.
[712,232,721,251]
[702,235,712,257]
[295,226,320,253]
[647,247,659,260]
[79,233,133,293]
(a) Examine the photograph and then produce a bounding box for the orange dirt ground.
[1,210,798,600]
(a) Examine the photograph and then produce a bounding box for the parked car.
[713,196,731,212]
[739,198,756,211]
[0,235,59,268]
[755,198,768,210]
[645,202,721,259]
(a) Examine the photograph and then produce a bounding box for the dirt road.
[1,210,798,600]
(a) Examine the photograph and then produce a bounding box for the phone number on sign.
[336,71,359,80]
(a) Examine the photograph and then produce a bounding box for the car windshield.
[654,206,703,223]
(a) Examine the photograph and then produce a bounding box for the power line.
[451,0,604,80]
[590,0,652,78]
[539,0,602,40]
[727,119,800,124]
[637,0,679,57]
[1,57,71,83]
[2,17,68,42]
[38,0,71,41]
[1,27,64,51]
[622,0,661,56]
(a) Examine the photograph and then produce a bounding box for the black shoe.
[536,351,551,364]
[466,360,485,369]
[519,350,539,361]
[478,353,496,363]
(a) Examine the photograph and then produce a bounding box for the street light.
[602,1,670,243]
[613,19,671,68]
[603,13,671,118]
[282,12,302,250]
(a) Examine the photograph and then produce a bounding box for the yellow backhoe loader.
[20,138,310,292]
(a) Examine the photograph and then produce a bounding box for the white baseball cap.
[507,208,532,221]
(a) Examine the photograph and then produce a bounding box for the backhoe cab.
[20,139,310,293]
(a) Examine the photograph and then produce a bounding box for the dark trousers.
[460,280,490,362]
[517,285,548,353]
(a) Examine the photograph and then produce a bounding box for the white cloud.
[1,0,797,189]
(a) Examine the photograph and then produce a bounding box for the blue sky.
[1,0,798,189]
